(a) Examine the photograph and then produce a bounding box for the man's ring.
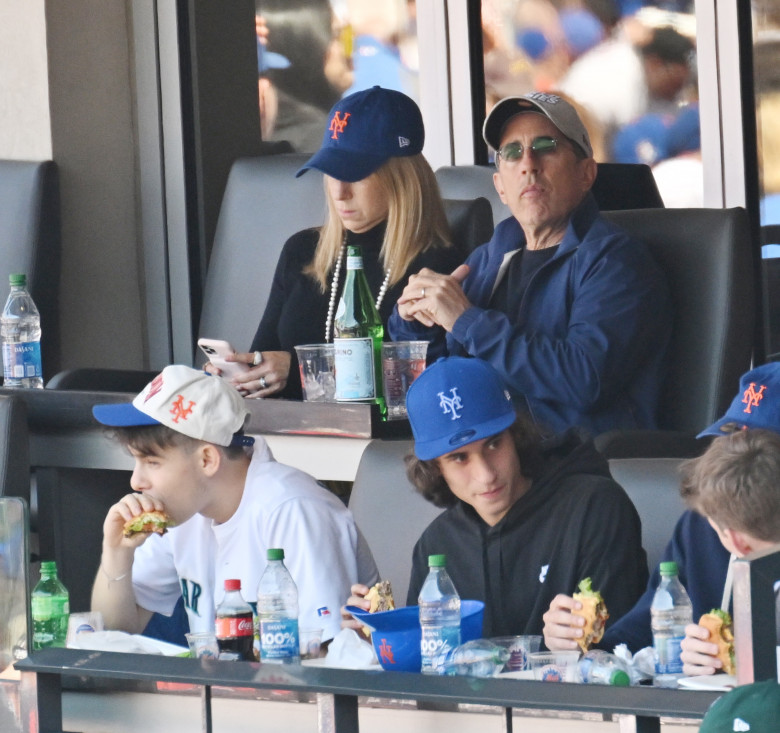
[421,288,426,298]
[259,376,267,389]
[253,351,263,366]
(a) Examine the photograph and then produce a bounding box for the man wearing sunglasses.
[390,92,671,436]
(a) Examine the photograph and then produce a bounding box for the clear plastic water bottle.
[579,650,631,686]
[419,553,461,675]
[1,273,43,388]
[651,561,693,687]
[31,560,70,649]
[257,548,300,664]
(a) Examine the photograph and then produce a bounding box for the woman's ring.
[259,376,267,389]
[421,288,426,298]
[252,351,263,366]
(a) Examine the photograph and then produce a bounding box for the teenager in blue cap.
[343,356,647,638]
[206,86,460,400]
[544,362,780,672]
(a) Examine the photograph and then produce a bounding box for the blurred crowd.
[254,1,703,205]
[482,0,699,205]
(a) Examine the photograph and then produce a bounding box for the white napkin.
[323,628,378,669]
[68,630,188,656]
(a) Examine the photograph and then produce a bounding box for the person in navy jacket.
[543,363,780,671]
[389,92,671,435]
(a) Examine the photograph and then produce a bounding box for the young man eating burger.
[343,356,647,638]
[91,365,378,642]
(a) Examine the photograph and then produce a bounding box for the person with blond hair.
[208,86,460,400]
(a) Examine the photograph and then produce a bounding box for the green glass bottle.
[333,245,386,414]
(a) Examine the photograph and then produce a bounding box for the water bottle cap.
[267,548,285,561]
[659,561,679,576]
[9,273,26,287]
[610,669,630,686]
[40,560,57,575]
[224,578,241,591]
[428,554,447,567]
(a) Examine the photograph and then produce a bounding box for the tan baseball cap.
[483,92,593,158]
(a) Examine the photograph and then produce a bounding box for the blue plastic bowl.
[345,600,485,672]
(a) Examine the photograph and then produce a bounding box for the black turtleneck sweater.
[250,223,462,399]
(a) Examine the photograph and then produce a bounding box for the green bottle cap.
[428,554,447,567]
[40,560,57,575]
[659,561,679,576]
[267,548,284,561]
[610,669,630,686]
[9,273,26,287]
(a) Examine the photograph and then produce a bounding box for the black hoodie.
[407,429,648,641]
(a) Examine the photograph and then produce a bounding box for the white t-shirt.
[131,438,379,641]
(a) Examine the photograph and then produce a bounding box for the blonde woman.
[220,87,461,399]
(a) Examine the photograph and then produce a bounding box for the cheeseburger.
[572,577,609,652]
[699,608,735,674]
[123,510,172,538]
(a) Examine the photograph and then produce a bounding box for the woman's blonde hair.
[304,154,452,291]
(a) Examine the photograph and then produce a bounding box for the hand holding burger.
[122,509,172,538]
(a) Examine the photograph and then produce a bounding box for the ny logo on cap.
[742,382,766,414]
[170,394,195,423]
[438,388,463,420]
[329,111,351,139]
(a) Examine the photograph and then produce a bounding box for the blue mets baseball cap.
[295,86,424,183]
[698,363,780,437]
[406,357,516,460]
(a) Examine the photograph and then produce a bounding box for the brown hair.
[304,154,452,291]
[109,424,248,461]
[404,416,545,508]
[680,429,780,542]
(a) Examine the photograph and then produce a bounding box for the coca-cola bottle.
[215,578,254,661]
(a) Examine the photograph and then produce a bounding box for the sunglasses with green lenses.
[496,136,559,166]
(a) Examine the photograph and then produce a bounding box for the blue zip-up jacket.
[389,194,672,435]
[600,510,732,653]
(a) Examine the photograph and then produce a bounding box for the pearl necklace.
[324,243,391,342]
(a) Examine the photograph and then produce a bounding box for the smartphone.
[197,338,251,379]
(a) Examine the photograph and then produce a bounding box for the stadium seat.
[434,161,664,231]
[608,457,687,574]
[597,207,754,458]
[0,395,30,503]
[347,439,442,604]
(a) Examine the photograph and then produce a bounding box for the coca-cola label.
[216,614,253,638]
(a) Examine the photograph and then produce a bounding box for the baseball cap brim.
[413,409,516,461]
[697,417,751,439]
[295,147,387,183]
[92,403,160,428]
[483,97,546,150]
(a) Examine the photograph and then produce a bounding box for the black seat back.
[603,207,754,435]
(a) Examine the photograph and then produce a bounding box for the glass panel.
[481,1,701,205]
[256,0,419,153]
[0,497,30,733]
[752,3,780,356]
